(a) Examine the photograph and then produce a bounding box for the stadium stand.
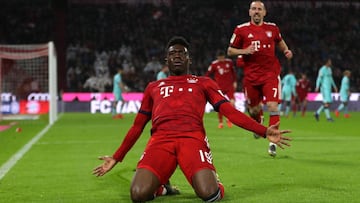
[1,0,359,92]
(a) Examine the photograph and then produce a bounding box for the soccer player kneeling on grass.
[93,36,291,202]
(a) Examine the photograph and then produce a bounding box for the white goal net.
[0,42,57,124]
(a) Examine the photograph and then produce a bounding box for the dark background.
[1,0,359,93]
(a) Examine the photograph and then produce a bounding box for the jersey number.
[272,88,278,98]
[199,150,213,164]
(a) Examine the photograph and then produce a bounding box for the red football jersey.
[205,58,237,93]
[112,75,269,162]
[141,75,227,133]
[296,78,311,99]
[229,22,283,85]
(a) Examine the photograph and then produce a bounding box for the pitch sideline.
[0,114,62,180]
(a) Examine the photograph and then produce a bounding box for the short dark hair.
[216,50,225,56]
[166,36,190,50]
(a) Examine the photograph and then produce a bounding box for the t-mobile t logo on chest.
[251,40,261,51]
[160,86,193,98]
[160,86,174,98]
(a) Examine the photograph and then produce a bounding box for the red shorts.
[243,77,281,107]
[137,131,216,185]
[297,93,307,103]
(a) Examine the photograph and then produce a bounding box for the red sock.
[302,106,306,116]
[269,112,280,129]
[218,113,223,123]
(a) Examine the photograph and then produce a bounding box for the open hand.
[266,122,292,149]
[92,156,117,177]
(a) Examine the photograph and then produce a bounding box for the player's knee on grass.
[195,184,222,202]
[130,168,160,202]
[202,187,223,202]
[192,169,223,201]
[130,185,155,202]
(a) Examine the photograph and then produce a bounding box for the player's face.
[166,44,190,76]
[326,59,332,67]
[249,1,266,25]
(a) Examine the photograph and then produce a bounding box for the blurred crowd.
[1,0,359,92]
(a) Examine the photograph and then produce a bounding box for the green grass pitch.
[0,112,359,203]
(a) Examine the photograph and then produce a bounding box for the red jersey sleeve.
[273,24,282,43]
[229,24,245,49]
[112,112,150,162]
[205,64,214,77]
[137,82,154,114]
[112,85,153,162]
[201,77,229,111]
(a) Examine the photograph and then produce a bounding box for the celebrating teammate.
[227,0,293,156]
[93,36,291,202]
[295,73,311,117]
[205,50,237,128]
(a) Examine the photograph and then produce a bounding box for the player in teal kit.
[335,70,351,118]
[157,65,169,80]
[112,67,126,119]
[314,59,338,122]
[278,70,297,117]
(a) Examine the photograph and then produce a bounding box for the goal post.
[0,42,58,125]
[48,42,58,125]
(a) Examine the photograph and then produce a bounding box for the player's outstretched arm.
[93,156,118,177]
[265,122,292,149]
[219,102,292,148]
[93,112,151,177]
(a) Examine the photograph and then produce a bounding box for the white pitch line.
[0,124,51,180]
